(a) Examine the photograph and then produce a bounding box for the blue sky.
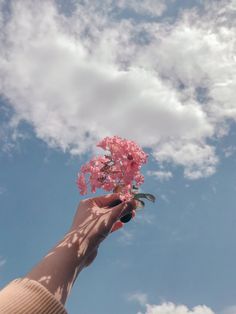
[0,1,236,314]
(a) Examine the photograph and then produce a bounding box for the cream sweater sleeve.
[0,278,68,314]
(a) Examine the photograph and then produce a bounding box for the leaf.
[136,199,145,208]
[134,193,156,203]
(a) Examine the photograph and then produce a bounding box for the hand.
[25,193,137,304]
[69,193,137,266]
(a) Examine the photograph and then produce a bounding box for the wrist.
[63,229,96,267]
[26,230,90,305]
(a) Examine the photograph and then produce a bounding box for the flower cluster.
[77,136,148,201]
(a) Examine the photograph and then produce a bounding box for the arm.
[25,193,137,305]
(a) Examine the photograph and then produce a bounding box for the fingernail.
[134,200,140,208]
[108,199,122,208]
[120,213,132,223]
[124,202,133,211]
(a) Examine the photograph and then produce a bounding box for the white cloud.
[0,102,27,154]
[223,145,236,158]
[128,292,149,306]
[137,302,215,314]
[0,0,235,179]
[135,1,236,127]
[153,142,218,180]
[147,170,173,181]
[128,293,216,314]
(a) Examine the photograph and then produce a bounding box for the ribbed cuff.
[0,278,68,314]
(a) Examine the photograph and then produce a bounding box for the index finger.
[91,193,123,208]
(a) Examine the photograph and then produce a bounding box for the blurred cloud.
[136,302,215,314]
[117,228,135,246]
[160,194,170,203]
[0,0,235,179]
[134,210,156,225]
[117,0,168,17]
[222,306,236,314]
[127,292,148,306]
[223,145,236,158]
[147,170,173,181]
[0,257,6,267]
[128,292,215,314]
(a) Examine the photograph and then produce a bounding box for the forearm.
[24,195,135,306]
[25,230,90,305]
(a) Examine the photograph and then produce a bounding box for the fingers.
[120,208,136,223]
[119,199,138,218]
[110,210,136,233]
[110,221,124,233]
[89,193,138,233]
[90,193,122,208]
[108,199,135,222]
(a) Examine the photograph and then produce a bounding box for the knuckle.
[125,201,135,211]
[79,199,86,206]
[131,199,139,209]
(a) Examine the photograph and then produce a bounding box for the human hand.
[25,194,138,304]
[68,193,137,266]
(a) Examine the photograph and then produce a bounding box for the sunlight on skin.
[54,286,63,301]
[66,265,80,296]
[25,194,137,305]
[38,276,51,285]
[44,252,55,258]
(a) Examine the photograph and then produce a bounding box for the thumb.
[107,199,137,230]
[110,210,136,233]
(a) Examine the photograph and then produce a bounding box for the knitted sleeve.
[0,278,68,314]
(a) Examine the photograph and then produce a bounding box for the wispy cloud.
[128,291,216,314]
[136,302,215,314]
[134,210,156,225]
[223,146,236,158]
[117,228,135,246]
[0,102,28,154]
[147,170,173,182]
[127,292,148,306]
[0,257,6,267]
[160,194,170,203]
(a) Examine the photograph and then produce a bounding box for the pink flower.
[77,173,87,195]
[77,136,148,201]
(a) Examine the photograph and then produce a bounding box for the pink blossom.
[77,173,87,195]
[77,136,148,201]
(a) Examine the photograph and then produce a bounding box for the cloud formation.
[128,294,216,314]
[0,0,235,178]
[0,257,6,267]
[128,292,148,306]
[147,170,173,181]
[137,302,215,314]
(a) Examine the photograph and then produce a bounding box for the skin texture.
[25,193,137,305]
